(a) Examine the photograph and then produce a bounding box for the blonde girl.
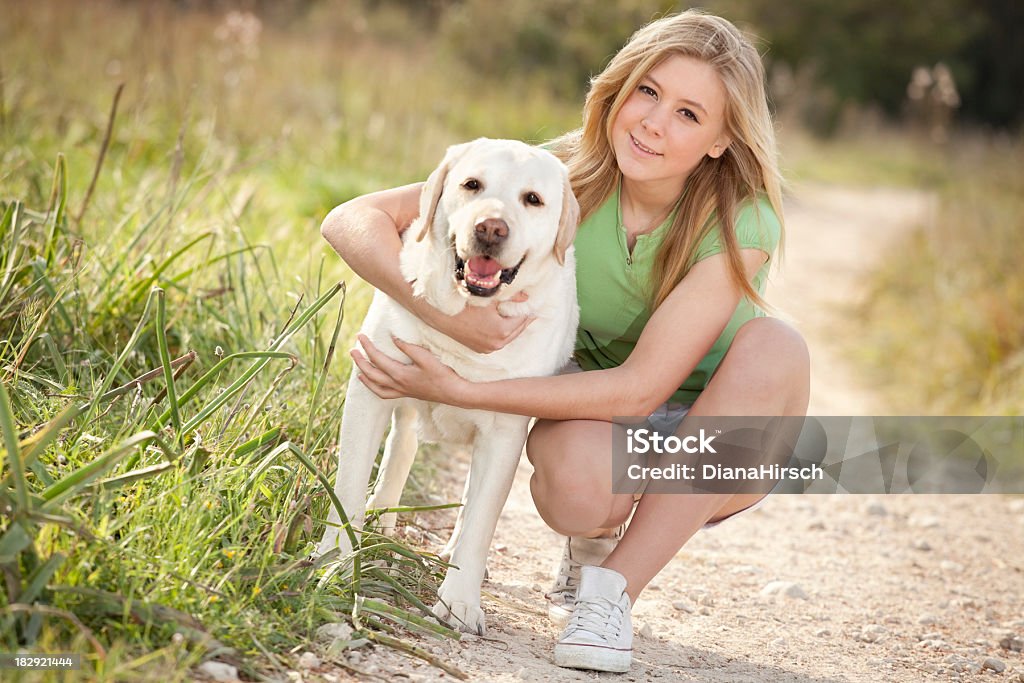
[321,9,809,673]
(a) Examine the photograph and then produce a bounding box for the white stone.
[197,661,239,682]
[297,652,320,669]
[316,622,353,642]
[760,581,808,600]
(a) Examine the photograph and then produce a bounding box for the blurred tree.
[437,0,677,99]
[710,0,987,133]
[952,0,1024,128]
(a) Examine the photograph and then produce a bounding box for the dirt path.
[328,184,1024,683]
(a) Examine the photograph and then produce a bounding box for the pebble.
[865,501,888,516]
[998,632,1023,652]
[943,654,981,674]
[982,657,1006,673]
[770,637,787,648]
[699,606,712,616]
[759,581,809,601]
[918,614,938,625]
[197,661,238,682]
[814,629,831,637]
[912,539,932,551]
[854,624,888,643]
[639,623,654,639]
[939,560,965,573]
[316,622,353,641]
[672,600,695,614]
[918,639,950,650]
[515,666,529,679]
[297,652,319,670]
[910,515,941,528]
[531,583,542,592]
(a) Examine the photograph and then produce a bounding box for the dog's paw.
[432,596,486,635]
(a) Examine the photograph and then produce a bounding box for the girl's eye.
[462,179,482,191]
[679,109,699,123]
[523,192,543,207]
[639,85,657,98]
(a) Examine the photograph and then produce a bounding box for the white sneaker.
[546,525,624,627]
[553,565,633,673]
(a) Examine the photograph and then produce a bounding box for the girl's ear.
[708,135,732,159]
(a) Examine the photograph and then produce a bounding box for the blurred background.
[1,1,1022,676]
[4,0,1021,415]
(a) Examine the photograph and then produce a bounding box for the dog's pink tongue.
[467,256,501,277]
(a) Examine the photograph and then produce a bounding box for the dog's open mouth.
[454,254,526,297]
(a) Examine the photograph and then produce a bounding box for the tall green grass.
[0,0,578,678]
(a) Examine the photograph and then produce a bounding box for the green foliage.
[847,134,1024,415]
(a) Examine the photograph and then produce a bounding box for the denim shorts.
[557,358,767,528]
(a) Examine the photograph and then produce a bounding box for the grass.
[780,122,1024,417]
[0,1,577,679]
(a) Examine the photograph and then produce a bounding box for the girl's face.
[611,54,732,196]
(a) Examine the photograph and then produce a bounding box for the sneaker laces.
[548,526,626,605]
[552,557,585,593]
[564,595,625,639]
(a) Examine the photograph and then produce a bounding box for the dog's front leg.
[366,403,419,535]
[315,377,393,559]
[432,419,530,635]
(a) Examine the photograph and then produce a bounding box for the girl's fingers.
[356,372,401,399]
[350,349,393,387]
[358,334,407,374]
[391,336,433,366]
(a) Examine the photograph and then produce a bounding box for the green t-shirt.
[573,185,782,404]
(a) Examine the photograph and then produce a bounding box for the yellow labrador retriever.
[317,138,579,634]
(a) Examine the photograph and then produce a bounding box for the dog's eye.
[462,179,482,191]
[523,192,544,207]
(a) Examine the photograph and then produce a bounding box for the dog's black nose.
[474,218,509,247]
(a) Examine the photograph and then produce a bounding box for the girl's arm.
[321,184,534,353]
[353,248,769,421]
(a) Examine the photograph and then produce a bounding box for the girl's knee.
[733,318,809,377]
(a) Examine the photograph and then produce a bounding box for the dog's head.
[413,138,579,300]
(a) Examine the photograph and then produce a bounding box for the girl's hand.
[351,334,467,405]
[422,292,534,354]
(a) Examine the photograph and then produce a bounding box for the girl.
[321,9,810,673]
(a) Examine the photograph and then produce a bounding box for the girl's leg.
[602,317,810,601]
[527,418,635,538]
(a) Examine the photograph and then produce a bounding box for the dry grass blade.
[75,82,124,225]
[365,630,468,680]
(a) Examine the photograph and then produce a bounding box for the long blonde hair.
[550,9,784,311]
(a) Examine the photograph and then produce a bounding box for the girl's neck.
[619,176,685,233]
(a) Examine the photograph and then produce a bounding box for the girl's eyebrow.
[644,74,708,116]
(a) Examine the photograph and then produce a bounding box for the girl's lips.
[629,133,661,157]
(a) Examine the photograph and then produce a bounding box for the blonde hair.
[550,9,784,311]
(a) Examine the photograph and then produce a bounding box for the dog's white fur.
[317,139,579,634]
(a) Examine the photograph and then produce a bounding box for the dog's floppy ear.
[414,141,475,243]
[552,170,580,265]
